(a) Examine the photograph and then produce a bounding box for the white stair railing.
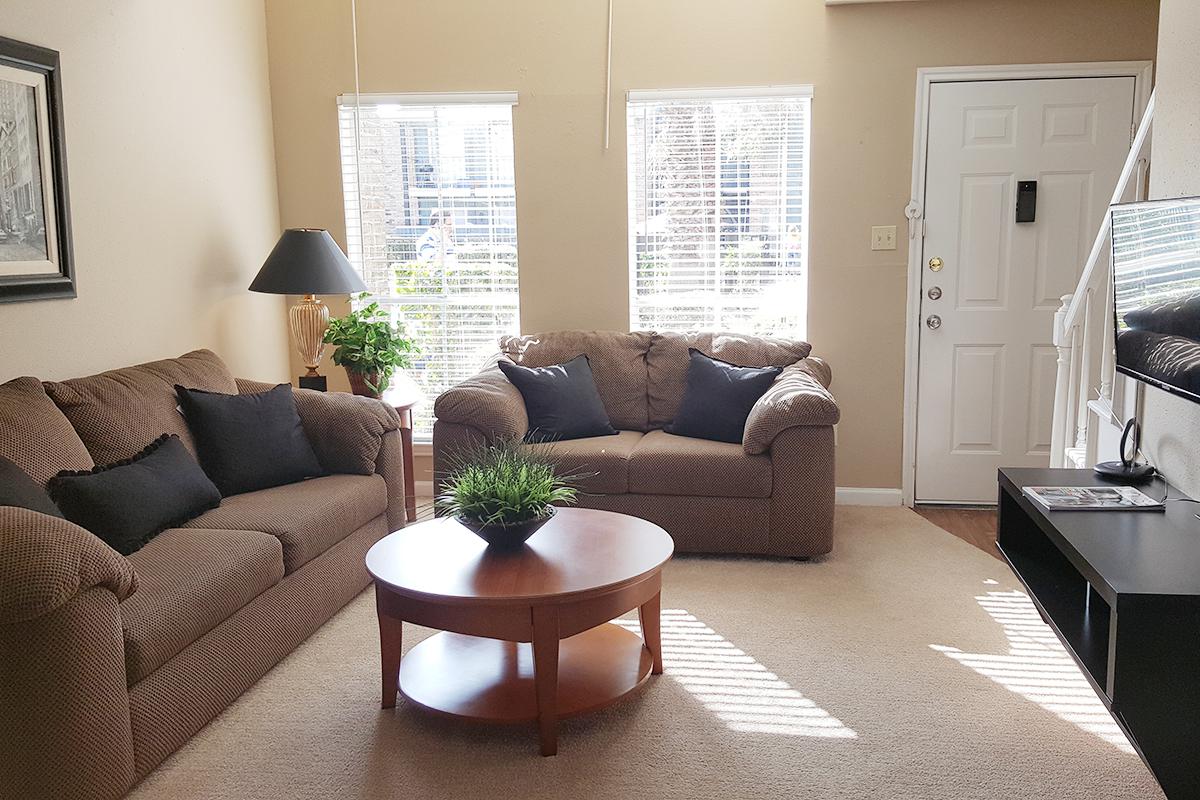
[1049,90,1155,468]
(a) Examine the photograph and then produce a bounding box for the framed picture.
[0,35,73,303]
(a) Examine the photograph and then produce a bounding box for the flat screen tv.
[1112,196,1200,404]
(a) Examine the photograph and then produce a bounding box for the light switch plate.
[871,225,898,251]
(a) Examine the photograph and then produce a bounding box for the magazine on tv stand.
[1021,485,1166,512]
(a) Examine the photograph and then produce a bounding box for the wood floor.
[913,505,1000,560]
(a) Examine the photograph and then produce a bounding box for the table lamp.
[249,228,368,391]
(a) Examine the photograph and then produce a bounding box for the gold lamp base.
[290,294,330,383]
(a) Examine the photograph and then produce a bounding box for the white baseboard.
[415,480,434,498]
[835,487,903,506]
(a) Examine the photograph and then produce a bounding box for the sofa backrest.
[0,376,95,487]
[498,330,812,432]
[500,331,653,431]
[42,349,237,465]
[646,332,812,428]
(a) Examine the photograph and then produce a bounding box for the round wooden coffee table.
[365,508,674,756]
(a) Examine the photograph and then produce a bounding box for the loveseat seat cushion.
[43,349,238,465]
[646,332,812,428]
[523,430,643,494]
[181,474,387,573]
[122,527,283,684]
[501,331,653,431]
[0,376,95,486]
[628,430,772,498]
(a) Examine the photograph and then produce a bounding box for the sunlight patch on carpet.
[614,610,856,739]
[932,588,1134,754]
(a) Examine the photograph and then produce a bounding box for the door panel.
[950,344,1005,453]
[915,76,1135,503]
[957,175,1012,307]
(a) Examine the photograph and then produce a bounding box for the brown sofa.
[433,331,839,557]
[0,350,406,800]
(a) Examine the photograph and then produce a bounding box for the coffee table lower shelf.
[399,623,654,724]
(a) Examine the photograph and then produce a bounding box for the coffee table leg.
[531,605,560,756]
[377,591,403,709]
[639,591,664,675]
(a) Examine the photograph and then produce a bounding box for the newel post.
[1049,293,1075,469]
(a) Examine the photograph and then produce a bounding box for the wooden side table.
[382,375,423,524]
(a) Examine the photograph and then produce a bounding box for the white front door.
[915,76,1136,503]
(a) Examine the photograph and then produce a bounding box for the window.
[626,87,812,337]
[337,93,519,440]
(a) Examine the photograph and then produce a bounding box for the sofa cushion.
[181,474,387,573]
[175,384,325,496]
[665,349,782,444]
[629,430,772,498]
[524,430,643,494]
[43,349,237,465]
[501,331,653,431]
[48,434,221,556]
[0,376,95,486]
[123,527,283,684]
[0,455,64,518]
[498,355,617,442]
[646,332,812,428]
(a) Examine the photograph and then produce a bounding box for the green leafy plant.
[436,439,586,527]
[323,294,418,394]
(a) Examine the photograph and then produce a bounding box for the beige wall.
[0,0,289,383]
[264,0,1159,490]
[1139,0,1200,495]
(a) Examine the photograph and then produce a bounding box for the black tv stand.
[998,468,1200,799]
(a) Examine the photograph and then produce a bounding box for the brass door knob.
[928,256,944,272]
[926,314,942,330]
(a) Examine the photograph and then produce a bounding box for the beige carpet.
[129,507,1163,800]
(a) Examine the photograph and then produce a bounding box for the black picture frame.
[0,35,74,303]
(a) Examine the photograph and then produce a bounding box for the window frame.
[336,91,520,443]
[624,85,814,338]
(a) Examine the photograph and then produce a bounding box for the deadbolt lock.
[926,314,942,330]
[928,256,944,272]
[927,286,942,301]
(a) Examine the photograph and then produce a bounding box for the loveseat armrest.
[0,506,138,625]
[742,360,840,456]
[432,362,529,441]
[236,378,402,476]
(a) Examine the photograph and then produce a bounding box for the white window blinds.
[627,89,811,337]
[337,95,519,440]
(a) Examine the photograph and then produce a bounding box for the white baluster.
[1075,287,1094,452]
[1100,265,1115,403]
[1050,293,1074,469]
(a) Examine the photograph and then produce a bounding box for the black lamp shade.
[249,229,368,295]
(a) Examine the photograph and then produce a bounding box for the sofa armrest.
[432,362,529,441]
[742,363,840,455]
[236,378,402,476]
[0,506,138,626]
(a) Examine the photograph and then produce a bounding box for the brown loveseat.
[0,350,406,800]
[433,331,839,558]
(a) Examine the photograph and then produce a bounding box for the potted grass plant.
[436,439,584,547]
[323,294,418,398]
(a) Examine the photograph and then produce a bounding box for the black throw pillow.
[666,349,783,444]
[48,434,221,555]
[497,354,618,442]
[0,455,64,518]
[175,383,325,496]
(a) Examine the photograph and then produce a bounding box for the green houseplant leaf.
[323,293,419,394]
[436,438,591,527]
